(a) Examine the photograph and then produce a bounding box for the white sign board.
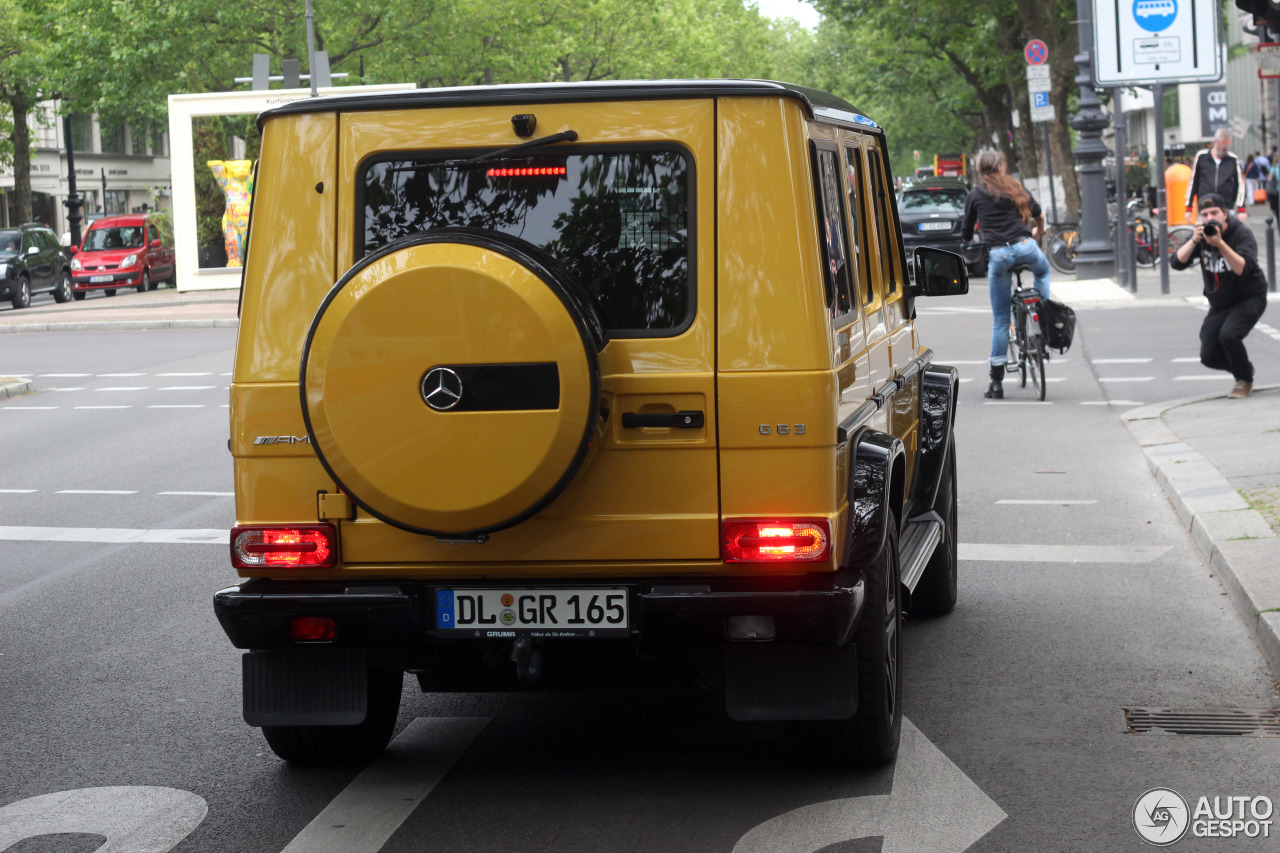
[1026,65,1056,123]
[1091,0,1221,85]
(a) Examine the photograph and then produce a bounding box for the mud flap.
[724,644,858,721]
[243,646,367,726]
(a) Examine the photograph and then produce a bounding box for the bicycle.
[1005,263,1046,400]
[1044,219,1195,274]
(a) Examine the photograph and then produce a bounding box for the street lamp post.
[62,112,83,248]
[1070,0,1115,279]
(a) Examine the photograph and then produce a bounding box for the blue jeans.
[987,237,1051,366]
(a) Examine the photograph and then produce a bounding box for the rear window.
[359,146,693,336]
[899,188,967,213]
[84,226,145,251]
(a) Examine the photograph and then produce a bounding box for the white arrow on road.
[733,718,1006,853]
[0,786,207,853]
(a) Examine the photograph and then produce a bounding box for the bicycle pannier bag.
[1041,298,1076,354]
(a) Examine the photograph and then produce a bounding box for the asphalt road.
[2,312,1279,852]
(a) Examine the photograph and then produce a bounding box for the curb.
[1123,386,1280,682]
[1,379,34,399]
[0,318,238,334]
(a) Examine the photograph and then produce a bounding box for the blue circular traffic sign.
[1133,0,1177,33]
[1025,40,1048,65]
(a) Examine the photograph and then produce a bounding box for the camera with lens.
[1203,220,1220,238]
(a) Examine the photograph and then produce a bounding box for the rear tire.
[1014,316,1028,388]
[1046,226,1077,274]
[10,276,30,309]
[1025,310,1045,401]
[104,288,116,297]
[72,291,86,301]
[793,523,903,766]
[913,439,958,615]
[53,271,72,303]
[261,669,403,766]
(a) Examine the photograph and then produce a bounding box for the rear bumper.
[214,573,866,652]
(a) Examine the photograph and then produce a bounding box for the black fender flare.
[843,429,906,570]
[911,364,959,512]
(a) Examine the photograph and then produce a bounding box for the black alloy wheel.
[10,276,30,309]
[52,271,72,303]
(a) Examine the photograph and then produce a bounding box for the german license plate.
[435,588,629,638]
[90,275,113,282]
[918,221,952,232]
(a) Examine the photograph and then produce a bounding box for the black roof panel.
[257,79,876,130]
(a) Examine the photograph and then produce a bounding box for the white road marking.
[0,489,37,494]
[159,491,233,497]
[97,386,148,391]
[959,544,1170,563]
[56,490,138,495]
[38,373,91,377]
[157,372,213,376]
[1174,375,1228,381]
[3,406,58,410]
[75,405,131,409]
[1080,400,1143,406]
[733,718,1005,853]
[51,387,86,392]
[1171,357,1201,363]
[220,372,232,376]
[981,401,1052,405]
[1098,376,1153,382]
[148,404,206,409]
[1044,377,1067,382]
[159,385,216,391]
[281,717,490,853]
[98,372,147,377]
[996,499,1097,505]
[957,377,974,383]
[0,786,207,853]
[1090,357,1151,364]
[0,526,226,544]
[936,359,989,364]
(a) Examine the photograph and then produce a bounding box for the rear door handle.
[621,410,704,429]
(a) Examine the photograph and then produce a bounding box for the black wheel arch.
[843,428,906,571]
[911,364,959,512]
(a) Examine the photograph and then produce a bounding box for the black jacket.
[1185,149,1246,214]
[1169,218,1268,311]
[961,185,1041,245]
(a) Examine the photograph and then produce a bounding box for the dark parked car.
[0,223,73,309]
[897,180,985,275]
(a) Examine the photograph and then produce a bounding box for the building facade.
[0,100,171,240]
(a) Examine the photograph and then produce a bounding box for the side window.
[867,146,905,295]
[811,144,854,317]
[844,145,873,306]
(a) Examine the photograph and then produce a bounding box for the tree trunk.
[1051,77,1081,219]
[10,92,32,225]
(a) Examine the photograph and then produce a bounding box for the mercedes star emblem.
[421,366,463,411]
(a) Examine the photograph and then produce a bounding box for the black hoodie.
[1169,217,1269,311]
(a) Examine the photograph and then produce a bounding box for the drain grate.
[1125,707,1280,737]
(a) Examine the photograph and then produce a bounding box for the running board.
[900,512,944,593]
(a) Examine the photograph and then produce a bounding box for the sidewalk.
[1124,386,1280,681]
[0,287,239,333]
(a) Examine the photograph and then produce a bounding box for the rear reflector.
[231,525,336,569]
[290,616,336,642]
[722,519,830,563]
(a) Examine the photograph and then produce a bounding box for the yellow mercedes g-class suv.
[215,80,967,767]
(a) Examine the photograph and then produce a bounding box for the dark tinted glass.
[84,226,146,251]
[813,147,853,316]
[0,231,18,256]
[361,148,692,335]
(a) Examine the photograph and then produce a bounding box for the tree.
[0,0,62,225]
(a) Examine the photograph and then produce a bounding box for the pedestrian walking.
[961,149,1051,400]
[1170,192,1268,398]
[1245,152,1261,201]
[1187,129,1248,222]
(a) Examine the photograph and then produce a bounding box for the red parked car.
[69,214,175,298]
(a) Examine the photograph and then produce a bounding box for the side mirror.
[910,247,969,297]
[26,245,39,256]
[150,239,161,248]
[68,245,78,255]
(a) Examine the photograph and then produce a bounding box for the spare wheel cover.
[302,234,600,537]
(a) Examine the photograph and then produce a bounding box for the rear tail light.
[231,524,336,568]
[722,519,831,563]
[290,616,336,641]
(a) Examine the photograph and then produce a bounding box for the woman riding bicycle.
[961,150,1052,399]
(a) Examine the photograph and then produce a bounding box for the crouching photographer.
[1171,192,1269,398]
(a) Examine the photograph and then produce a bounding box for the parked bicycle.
[1044,218,1195,275]
[1006,263,1047,400]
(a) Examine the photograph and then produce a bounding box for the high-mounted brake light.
[231,525,336,569]
[487,166,567,177]
[722,519,831,563]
